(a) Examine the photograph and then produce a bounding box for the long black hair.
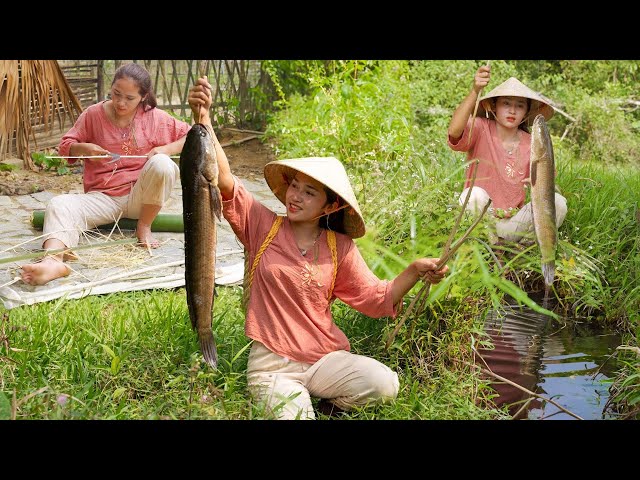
[323,188,346,234]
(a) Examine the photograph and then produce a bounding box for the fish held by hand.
[180,123,223,368]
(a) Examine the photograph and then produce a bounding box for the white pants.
[42,154,179,248]
[459,186,568,243]
[247,341,399,420]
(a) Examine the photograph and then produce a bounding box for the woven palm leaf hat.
[263,156,365,238]
[476,77,555,126]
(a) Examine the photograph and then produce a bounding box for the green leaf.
[101,344,116,359]
[0,392,11,420]
[113,387,127,400]
[110,356,122,375]
[165,375,185,388]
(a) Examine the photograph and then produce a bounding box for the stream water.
[476,293,621,420]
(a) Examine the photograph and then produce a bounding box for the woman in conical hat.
[189,77,448,420]
[447,64,567,243]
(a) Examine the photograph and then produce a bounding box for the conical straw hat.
[264,157,365,238]
[477,77,555,124]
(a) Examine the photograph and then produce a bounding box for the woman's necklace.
[502,131,523,178]
[110,105,138,155]
[503,131,520,155]
[300,232,324,288]
[299,229,322,256]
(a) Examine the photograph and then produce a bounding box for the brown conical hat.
[477,77,555,124]
[264,157,365,238]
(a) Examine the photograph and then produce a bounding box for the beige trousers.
[459,186,568,243]
[42,154,179,248]
[247,340,399,420]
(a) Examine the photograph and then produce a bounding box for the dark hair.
[521,98,532,133]
[323,188,346,234]
[112,63,157,111]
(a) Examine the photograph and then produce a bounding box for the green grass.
[1,287,505,420]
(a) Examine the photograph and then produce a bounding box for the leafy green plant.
[0,162,17,172]
[31,151,70,175]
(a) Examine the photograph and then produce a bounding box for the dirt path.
[0,128,276,196]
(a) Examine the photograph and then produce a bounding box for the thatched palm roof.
[0,60,82,170]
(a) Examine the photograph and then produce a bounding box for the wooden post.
[97,60,104,102]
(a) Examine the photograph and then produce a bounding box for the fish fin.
[530,163,537,187]
[541,261,555,287]
[210,184,223,221]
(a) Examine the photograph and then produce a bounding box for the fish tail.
[542,261,555,287]
[198,328,218,369]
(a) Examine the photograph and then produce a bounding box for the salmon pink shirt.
[448,116,531,211]
[223,177,398,364]
[58,102,190,197]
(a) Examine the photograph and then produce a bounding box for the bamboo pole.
[31,211,184,232]
[467,60,491,147]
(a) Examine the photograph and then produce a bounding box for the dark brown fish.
[530,114,557,287]
[180,123,222,368]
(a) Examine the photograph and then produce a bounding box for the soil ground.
[0,128,276,196]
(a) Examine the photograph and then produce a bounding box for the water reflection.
[529,328,620,420]
[475,297,621,420]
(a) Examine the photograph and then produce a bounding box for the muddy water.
[476,295,621,420]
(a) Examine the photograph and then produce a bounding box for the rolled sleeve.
[448,118,473,152]
[332,244,398,319]
[222,176,277,252]
[58,109,90,161]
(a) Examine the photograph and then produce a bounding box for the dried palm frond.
[0,60,82,170]
[0,60,20,163]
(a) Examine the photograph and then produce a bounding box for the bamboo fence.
[2,60,275,162]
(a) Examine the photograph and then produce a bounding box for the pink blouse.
[223,177,398,364]
[448,116,531,211]
[58,102,190,197]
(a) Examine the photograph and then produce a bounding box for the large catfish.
[180,123,222,368]
[529,114,557,288]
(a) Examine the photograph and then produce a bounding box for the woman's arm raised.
[188,76,235,200]
[448,64,491,142]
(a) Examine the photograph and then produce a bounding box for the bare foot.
[136,223,160,249]
[20,257,71,286]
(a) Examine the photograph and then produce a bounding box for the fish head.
[180,123,218,183]
[181,124,208,162]
[530,114,554,165]
[182,123,214,161]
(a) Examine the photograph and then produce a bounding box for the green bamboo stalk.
[30,211,185,232]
